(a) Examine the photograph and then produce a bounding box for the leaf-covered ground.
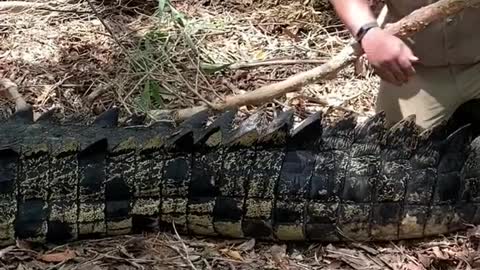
[0,0,378,123]
[2,228,480,269]
[1,0,480,269]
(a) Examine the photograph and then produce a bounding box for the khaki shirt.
[384,0,480,66]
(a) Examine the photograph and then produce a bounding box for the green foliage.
[157,0,169,16]
[155,0,186,26]
[129,0,228,113]
[134,80,172,112]
[130,12,176,113]
[131,29,168,73]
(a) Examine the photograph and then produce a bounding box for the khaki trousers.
[375,61,480,130]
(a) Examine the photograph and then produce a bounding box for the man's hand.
[328,0,419,85]
[361,27,419,85]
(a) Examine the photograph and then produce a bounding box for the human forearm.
[329,0,418,86]
[329,0,377,36]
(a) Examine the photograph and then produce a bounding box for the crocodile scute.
[1,101,480,247]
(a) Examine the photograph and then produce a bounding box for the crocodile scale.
[1,103,480,247]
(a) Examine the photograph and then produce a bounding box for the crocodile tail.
[0,105,479,246]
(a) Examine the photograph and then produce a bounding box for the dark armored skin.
[1,101,480,247]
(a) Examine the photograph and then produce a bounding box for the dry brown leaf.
[38,249,76,263]
[351,243,379,255]
[75,262,104,270]
[402,262,425,270]
[0,245,15,259]
[15,239,33,251]
[270,244,286,260]
[220,248,243,261]
[237,239,256,252]
[417,254,432,268]
[431,246,449,260]
[270,244,288,270]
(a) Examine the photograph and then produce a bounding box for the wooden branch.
[229,59,327,70]
[174,0,480,121]
[0,78,28,111]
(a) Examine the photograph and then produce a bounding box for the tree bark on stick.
[174,0,480,121]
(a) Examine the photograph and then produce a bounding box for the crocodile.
[1,99,480,247]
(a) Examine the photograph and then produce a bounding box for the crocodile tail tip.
[93,107,119,128]
[440,123,473,153]
[123,113,147,126]
[417,119,450,143]
[11,103,34,124]
[193,109,237,146]
[382,114,420,146]
[166,109,210,148]
[78,137,108,158]
[353,111,387,142]
[176,109,209,129]
[290,111,323,138]
[259,109,294,145]
[224,110,263,147]
[35,107,61,124]
[270,110,294,131]
[323,110,358,129]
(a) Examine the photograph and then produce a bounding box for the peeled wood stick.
[174,0,480,121]
[229,59,328,70]
[0,78,28,111]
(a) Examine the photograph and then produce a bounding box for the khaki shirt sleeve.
[384,0,480,66]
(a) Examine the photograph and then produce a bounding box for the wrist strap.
[355,22,379,42]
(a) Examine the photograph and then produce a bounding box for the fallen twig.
[228,58,327,70]
[37,74,72,107]
[172,223,198,270]
[35,7,92,14]
[86,85,108,105]
[293,95,365,116]
[173,0,480,121]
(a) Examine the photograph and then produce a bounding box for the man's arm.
[329,0,418,86]
[329,0,377,38]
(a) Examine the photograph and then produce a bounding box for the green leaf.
[158,0,169,17]
[149,81,165,109]
[135,81,152,112]
[171,9,187,27]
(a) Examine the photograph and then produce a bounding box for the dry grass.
[2,0,478,269]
